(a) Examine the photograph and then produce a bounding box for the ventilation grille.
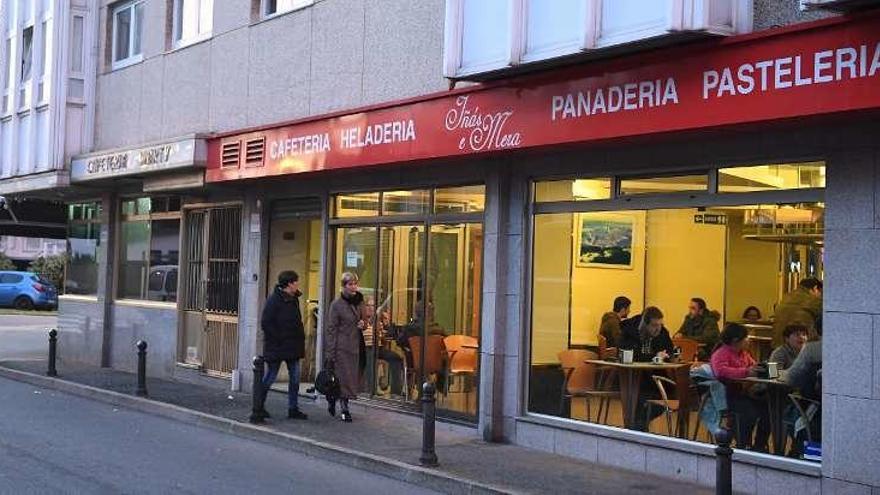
[220,141,241,168]
[244,137,265,167]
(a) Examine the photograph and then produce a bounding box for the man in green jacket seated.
[675,297,720,360]
[772,278,822,347]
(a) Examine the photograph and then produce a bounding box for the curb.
[0,366,516,495]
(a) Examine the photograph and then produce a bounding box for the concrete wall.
[109,303,178,378]
[93,0,447,150]
[57,298,105,367]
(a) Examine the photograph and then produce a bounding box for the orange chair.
[673,337,701,363]
[645,375,682,436]
[407,335,446,398]
[558,350,617,423]
[443,335,478,395]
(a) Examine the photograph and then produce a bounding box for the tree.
[0,251,15,270]
[29,254,67,289]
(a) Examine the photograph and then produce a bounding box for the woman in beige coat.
[324,272,364,422]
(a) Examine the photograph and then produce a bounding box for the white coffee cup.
[767,361,779,379]
[622,349,634,364]
[652,356,663,365]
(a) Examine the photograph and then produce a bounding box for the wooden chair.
[645,375,682,436]
[443,334,478,395]
[673,337,700,362]
[406,335,446,399]
[558,350,617,424]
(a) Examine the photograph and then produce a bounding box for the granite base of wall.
[109,303,179,378]
[57,297,104,367]
[513,417,823,495]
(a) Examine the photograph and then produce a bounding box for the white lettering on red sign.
[444,96,522,152]
[269,133,331,160]
[550,77,679,122]
[340,120,416,149]
[702,42,880,99]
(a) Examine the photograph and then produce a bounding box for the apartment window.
[37,20,47,102]
[118,197,181,302]
[25,237,41,251]
[445,0,751,78]
[172,0,213,48]
[66,202,103,296]
[262,0,314,18]
[68,14,85,99]
[2,37,11,112]
[20,26,33,83]
[112,0,145,69]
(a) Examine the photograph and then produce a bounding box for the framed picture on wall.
[576,213,634,269]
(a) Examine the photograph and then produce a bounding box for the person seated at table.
[710,323,771,452]
[781,317,822,455]
[782,318,822,400]
[619,306,675,363]
[675,297,720,360]
[772,278,822,347]
[769,325,808,371]
[362,297,404,396]
[599,296,631,347]
[619,307,676,431]
[742,306,763,323]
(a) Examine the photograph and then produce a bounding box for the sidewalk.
[0,358,712,495]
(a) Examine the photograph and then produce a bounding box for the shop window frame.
[522,160,826,453]
[115,195,183,304]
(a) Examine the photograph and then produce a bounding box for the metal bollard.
[715,427,733,495]
[136,340,148,397]
[47,329,58,377]
[419,381,439,467]
[249,356,266,424]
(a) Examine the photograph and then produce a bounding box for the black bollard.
[47,329,58,377]
[419,382,439,467]
[715,428,733,495]
[136,340,148,397]
[249,356,266,424]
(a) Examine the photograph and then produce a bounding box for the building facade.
[46,0,880,493]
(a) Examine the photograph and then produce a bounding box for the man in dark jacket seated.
[619,306,676,431]
[258,270,308,420]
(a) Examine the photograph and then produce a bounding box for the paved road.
[0,313,57,361]
[0,376,440,495]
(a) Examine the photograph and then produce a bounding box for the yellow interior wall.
[570,211,647,346]
[724,210,780,321]
[645,209,726,330]
[531,214,572,364]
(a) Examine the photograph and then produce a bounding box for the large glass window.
[330,185,485,420]
[719,162,825,193]
[262,0,314,18]
[529,172,824,460]
[118,197,181,302]
[65,202,102,296]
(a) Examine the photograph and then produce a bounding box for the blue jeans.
[262,359,301,410]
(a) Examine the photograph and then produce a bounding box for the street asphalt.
[0,376,440,495]
[0,313,57,361]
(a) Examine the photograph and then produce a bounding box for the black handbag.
[315,362,340,399]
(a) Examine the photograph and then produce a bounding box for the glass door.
[429,223,483,417]
[375,225,425,402]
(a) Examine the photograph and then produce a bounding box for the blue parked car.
[0,271,58,310]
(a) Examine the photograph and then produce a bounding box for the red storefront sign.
[207,13,880,183]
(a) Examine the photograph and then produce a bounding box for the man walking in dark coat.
[259,270,308,420]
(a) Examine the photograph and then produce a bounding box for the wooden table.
[586,360,692,434]
[733,377,793,454]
